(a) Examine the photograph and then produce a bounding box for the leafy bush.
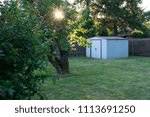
[131,30,145,38]
[0,1,48,99]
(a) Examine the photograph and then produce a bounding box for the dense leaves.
[0,1,48,99]
[74,0,149,36]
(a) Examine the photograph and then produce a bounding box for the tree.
[91,0,145,35]
[74,0,96,38]
[31,0,89,74]
[74,0,146,36]
[143,11,150,22]
[142,11,150,36]
[0,0,48,99]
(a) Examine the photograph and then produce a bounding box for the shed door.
[91,40,101,58]
[86,46,91,58]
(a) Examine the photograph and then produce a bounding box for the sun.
[54,9,64,20]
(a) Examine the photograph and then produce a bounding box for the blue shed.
[86,36,128,59]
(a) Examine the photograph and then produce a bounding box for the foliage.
[0,1,48,99]
[145,22,150,29]
[35,0,90,50]
[131,30,145,38]
[32,0,90,74]
[131,28,149,38]
[142,11,150,37]
[131,11,150,37]
[97,28,112,36]
[75,0,146,36]
[143,11,150,22]
[73,0,97,38]
[0,50,5,59]
[68,13,92,48]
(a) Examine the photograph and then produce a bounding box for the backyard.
[36,56,150,100]
[0,0,150,100]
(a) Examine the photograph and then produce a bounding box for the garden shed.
[86,36,128,59]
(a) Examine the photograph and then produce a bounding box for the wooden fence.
[68,38,150,57]
[69,45,86,57]
[129,38,150,57]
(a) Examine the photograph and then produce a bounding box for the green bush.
[0,1,48,99]
[131,30,145,38]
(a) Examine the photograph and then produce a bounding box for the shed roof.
[89,36,127,40]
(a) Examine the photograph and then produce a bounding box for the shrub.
[131,30,145,38]
[0,1,48,99]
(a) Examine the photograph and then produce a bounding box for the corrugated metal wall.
[107,40,128,59]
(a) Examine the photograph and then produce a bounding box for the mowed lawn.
[40,57,150,100]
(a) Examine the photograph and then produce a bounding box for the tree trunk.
[48,50,69,74]
[60,50,69,74]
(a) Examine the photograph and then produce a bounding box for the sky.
[141,0,150,11]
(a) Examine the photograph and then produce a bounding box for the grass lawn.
[38,56,150,100]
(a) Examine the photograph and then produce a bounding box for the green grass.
[37,56,150,100]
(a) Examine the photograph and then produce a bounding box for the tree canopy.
[74,0,148,36]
